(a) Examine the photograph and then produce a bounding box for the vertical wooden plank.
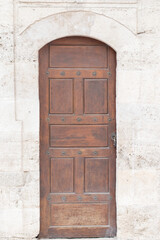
[74,157,84,194]
[108,46,117,235]
[108,46,116,120]
[39,44,50,238]
[74,78,84,114]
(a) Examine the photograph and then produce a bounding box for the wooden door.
[39,37,116,238]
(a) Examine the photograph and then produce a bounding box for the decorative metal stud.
[77,196,82,201]
[92,71,97,76]
[62,196,66,202]
[47,117,50,122]
[61,117,65,122]
[46,151,50,155]
[108,72,111,76]
[61,151,66,155]
[76,71,81,76]
[93,118,97,122]
[60,71,65,76]
[78,151,82,155]
[46,71,49,75]
[47,195,51,201]
[108,118,112,122]
[93,196,97,200]
[93,151,98,155]
[77,117,82,122]
[109,196,112,201]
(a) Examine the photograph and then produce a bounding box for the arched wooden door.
[39,37,116,238]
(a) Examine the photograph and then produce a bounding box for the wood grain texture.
[84,79,108,114]
[85,158,109,193]
[50,125,108,147]
[50,45,107,68]
[50,79,73,114]
[39,36,116,238]
[51,158,74,193]
[48,226,110,238]
[51,203,109,225]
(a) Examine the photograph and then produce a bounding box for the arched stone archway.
[15,11,139,238]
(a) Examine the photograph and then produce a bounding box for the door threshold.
[40,238,117,240]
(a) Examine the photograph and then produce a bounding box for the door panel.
[51,204,109,226]
[84,158,109,193]
[84,79,108,114]
[50,45,108,68]
[51,158,74,193]
[39,36,116,238]
[50,125,108,147]
[50,79,73,114]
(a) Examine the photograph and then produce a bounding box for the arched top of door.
[50,36,107,46]
[46,36,115,69]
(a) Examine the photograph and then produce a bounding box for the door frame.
[16,10,139,239]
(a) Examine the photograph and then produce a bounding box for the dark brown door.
[39,37,116,238]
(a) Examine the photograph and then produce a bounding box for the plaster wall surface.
[0,0,160,240]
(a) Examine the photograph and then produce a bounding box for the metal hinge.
[111,132,117,147]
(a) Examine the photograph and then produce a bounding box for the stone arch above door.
[15,11,139,238]
[18,11,139,57]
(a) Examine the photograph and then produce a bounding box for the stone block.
[0,0,13,26]
[20,208,39,238]
[16,62,38,100]
[0,26,13,63]
[133,170,159,205]
[21,171,39,208]
[0,131,21,172]
[0,172,24,188]
[16,99,39,132]
[0,208,39,239]
[117,70,141,104]
[17,3,137,34]
[23,138,39,172]
[138,1,160,35]
[117,204,160,240]
[133,205,160,239]
[133,145,160,169]
[117,205,135,239]
[117,170,134,205]
[0,63,14,100]
[0,187,23,209]
[0,208,23,238]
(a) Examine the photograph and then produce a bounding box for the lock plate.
[111,132,117,147]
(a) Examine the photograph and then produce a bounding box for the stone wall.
[0,0,160,239]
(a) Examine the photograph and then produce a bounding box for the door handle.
[111,132,116,147]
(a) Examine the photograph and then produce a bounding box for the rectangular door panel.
[84,79,108,114]
[85,158,109,193]
[50,45,108,68]
[50,125,108,147]
[51,158,74,193]
[50,79,73,114]
[51,203,109,226]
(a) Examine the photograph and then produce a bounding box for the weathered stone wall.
[0,1,160,239]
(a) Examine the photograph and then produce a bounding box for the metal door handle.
[111,132,116,147]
